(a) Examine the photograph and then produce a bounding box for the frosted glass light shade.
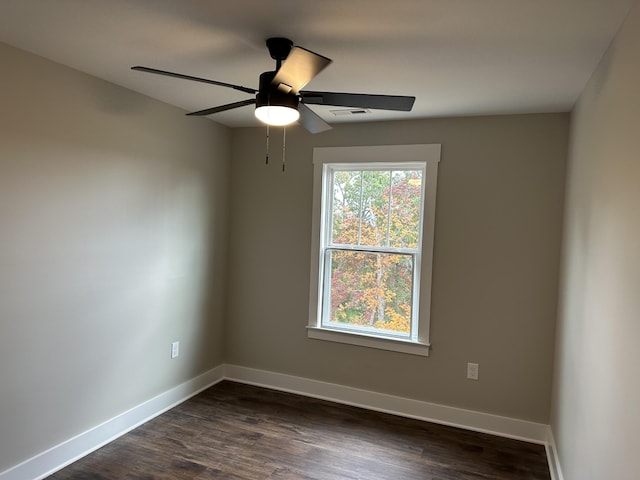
[254,105,300,126]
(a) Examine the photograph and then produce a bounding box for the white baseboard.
[0,365,225,480]
[2,364,555,480]
[224,364,549,444]
[545,426,564,480]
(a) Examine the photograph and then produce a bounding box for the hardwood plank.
[48,381,550,480]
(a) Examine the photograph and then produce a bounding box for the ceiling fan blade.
[131,66,256,94]
[301,91,415,111]
[298,103,332,134]
[186,99,256,116]
[271,47,332,94]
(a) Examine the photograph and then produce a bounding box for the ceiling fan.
[132,37,415,134]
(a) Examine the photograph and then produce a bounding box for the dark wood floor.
[48,381,550,479]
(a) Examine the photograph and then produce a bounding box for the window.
[308,145,440,356]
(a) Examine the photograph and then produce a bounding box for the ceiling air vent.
[329,108,372,116]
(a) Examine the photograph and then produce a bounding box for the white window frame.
[308,145,440,356]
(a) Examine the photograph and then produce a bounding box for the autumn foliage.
[325,168,423,336]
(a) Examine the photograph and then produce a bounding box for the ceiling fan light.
[255,105,300,126]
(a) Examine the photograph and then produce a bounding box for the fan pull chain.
[282,127,286,172]
[265,125,270,165]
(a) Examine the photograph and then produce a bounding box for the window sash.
[321,247,419,340]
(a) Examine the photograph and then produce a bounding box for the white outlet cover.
[171,341,179,359]
[467,362,479,380]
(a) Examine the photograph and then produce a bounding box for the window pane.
[331,170,361,245]
[331,169,422,249]
[359,170,390,248]
[389,170,423,249]
[325,249,413,335]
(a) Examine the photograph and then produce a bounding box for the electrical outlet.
[467,362,479,380]
[171,341,179,359]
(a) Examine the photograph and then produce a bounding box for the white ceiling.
[0,0,634,128]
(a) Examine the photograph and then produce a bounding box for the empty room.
[1,1,639,479]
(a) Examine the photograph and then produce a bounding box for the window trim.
[308,145,441,356]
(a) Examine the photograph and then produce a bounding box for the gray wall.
[227,113,568,423]
[0,43,231,472]
[0,34,577,476]
[551,2,640,479]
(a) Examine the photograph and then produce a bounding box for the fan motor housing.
[256,71,299,110]
[256,91,299,110]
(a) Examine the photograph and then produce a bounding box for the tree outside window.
[324,167,424,338]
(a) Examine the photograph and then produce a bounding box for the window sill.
[307,327,430,356]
